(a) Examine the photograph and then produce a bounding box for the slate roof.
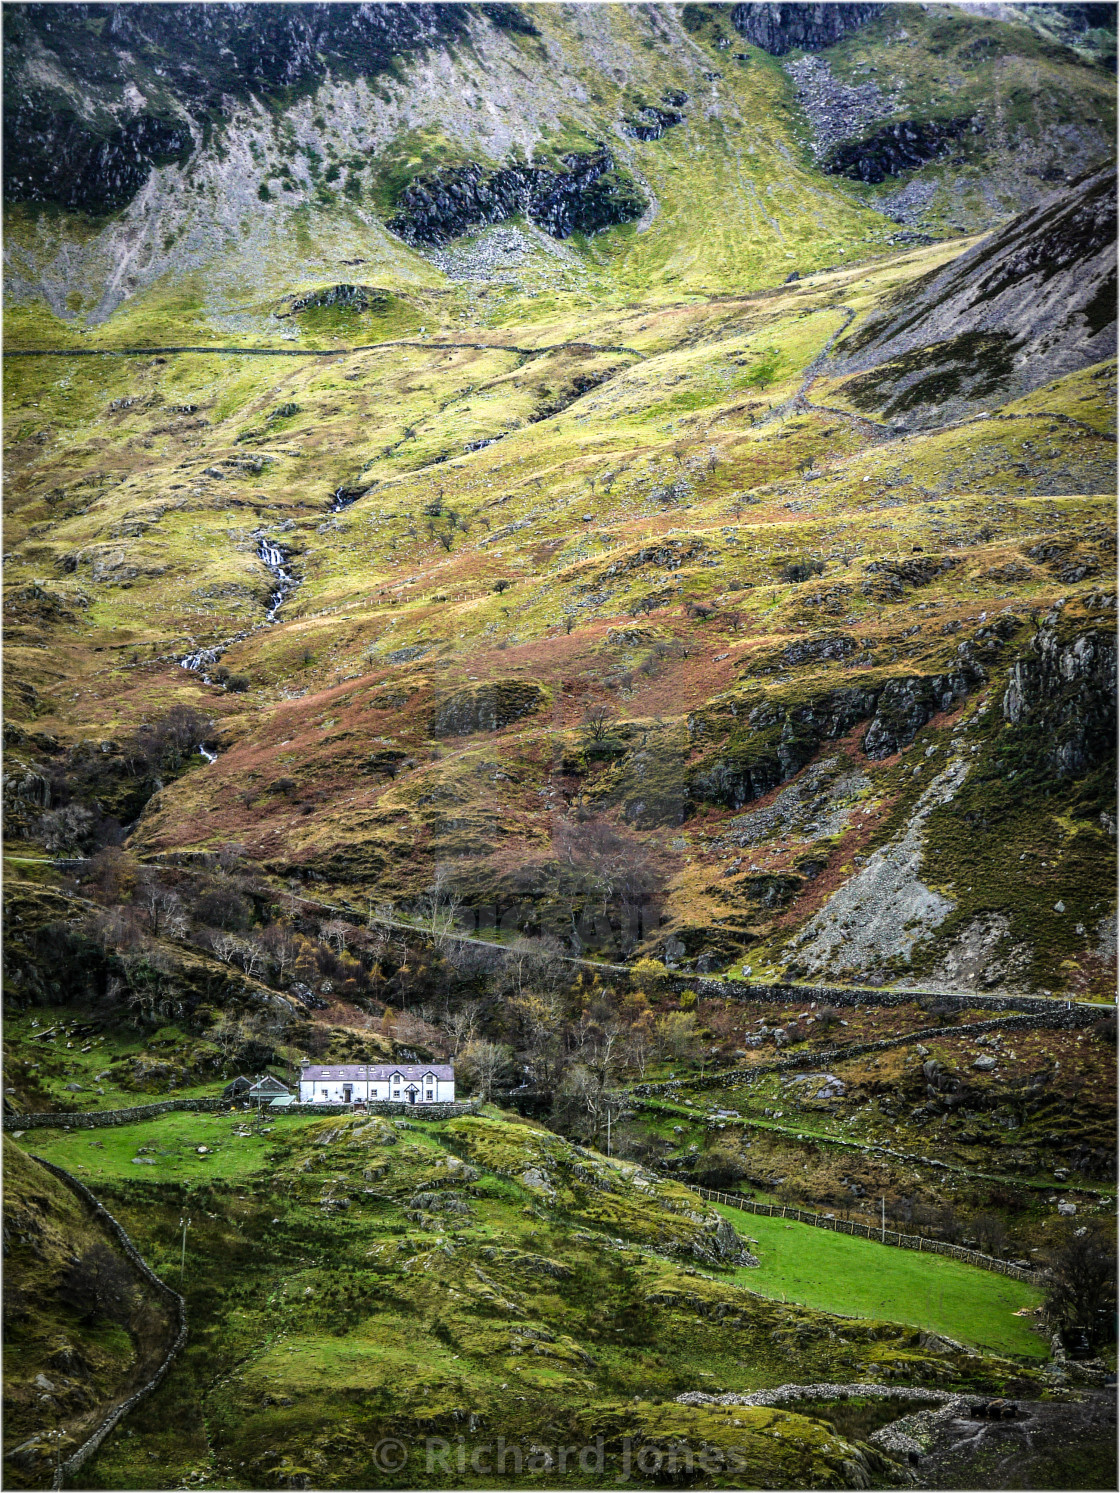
[299,1064,454,1081]
[248,1075,290,1094]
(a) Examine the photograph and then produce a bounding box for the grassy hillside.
[2,7,1116,1485]
[4,225,1113,995]
[3,1140,177,1489]
[8,1111,1043,1490]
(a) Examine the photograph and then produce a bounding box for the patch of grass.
[712,1200,1047,1358]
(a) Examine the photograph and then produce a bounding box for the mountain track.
[3,338,643,360]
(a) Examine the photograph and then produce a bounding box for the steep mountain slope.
[2,13,1117,1486]
[3,2,1116,1006]
[825,166,1117,427]
[3,1140,178,1489]
[3,1,1115,328]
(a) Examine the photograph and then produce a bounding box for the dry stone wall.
[28,1156,188,1490]
[630,1005,1104,1100]
[4,1097,481,1131]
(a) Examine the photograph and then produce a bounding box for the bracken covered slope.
[3,0,1116,1003]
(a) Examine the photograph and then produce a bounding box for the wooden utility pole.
[180,1216,191,1283]
[881,1196,886,1243]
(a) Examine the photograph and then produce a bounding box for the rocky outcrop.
[688,686,880,809]
[862,660,984,759]
[689,638,992,807]
[780,634,856,666]
[430,680,548,736]
[285,284,390,315]
[824,115,977,184]
[831,167,1117,427]
[387,150,646,246]
[1002,623,1117,777]
[3,108,191,215]
[623,94,688,141]
[730,2,884,55]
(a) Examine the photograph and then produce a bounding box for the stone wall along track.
[26,1155,188,1491]
[3,1098,483,1131]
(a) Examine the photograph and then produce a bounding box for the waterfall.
[179,529,300,673]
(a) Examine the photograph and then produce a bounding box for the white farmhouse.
[298,1062,455,1106]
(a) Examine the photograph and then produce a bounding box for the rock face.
[1002,623,1117,777]
[831,167,1117,427]
[430,680,547,736]
[689,653,986,808]
[3,3,470,214]
[4,109,192,215]
[387,150,646,246]
[689,686,880,810]
[862,661,984,760]
[730,3,884,56]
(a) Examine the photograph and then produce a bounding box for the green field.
[714,1202,1047,1359]
[14,1110,326,1184]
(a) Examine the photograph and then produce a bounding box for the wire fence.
[685,1182,1044,1284]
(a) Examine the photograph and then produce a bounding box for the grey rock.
[431,680,547,736]
[829,169,1116,429]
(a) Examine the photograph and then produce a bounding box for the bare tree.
[212,1012,247,1069]
[444,1000,482,1056]
[261,924,298,985]
[320,918,350,954]
[1045,1221,1118,1347]
[511,989,566,1088]
[59,1244,137,1325]
[234,936,267,980]
[418,866,463,943]
[138,880,186,939]
[624,1011,656,1078]
[591,1018,626,1088]
[459,1039,511,1101]
[581,704,614,743]
[210,931,241,965]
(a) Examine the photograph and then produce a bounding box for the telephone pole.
[881,1196,886,1243]
[180,1216,191,1283]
